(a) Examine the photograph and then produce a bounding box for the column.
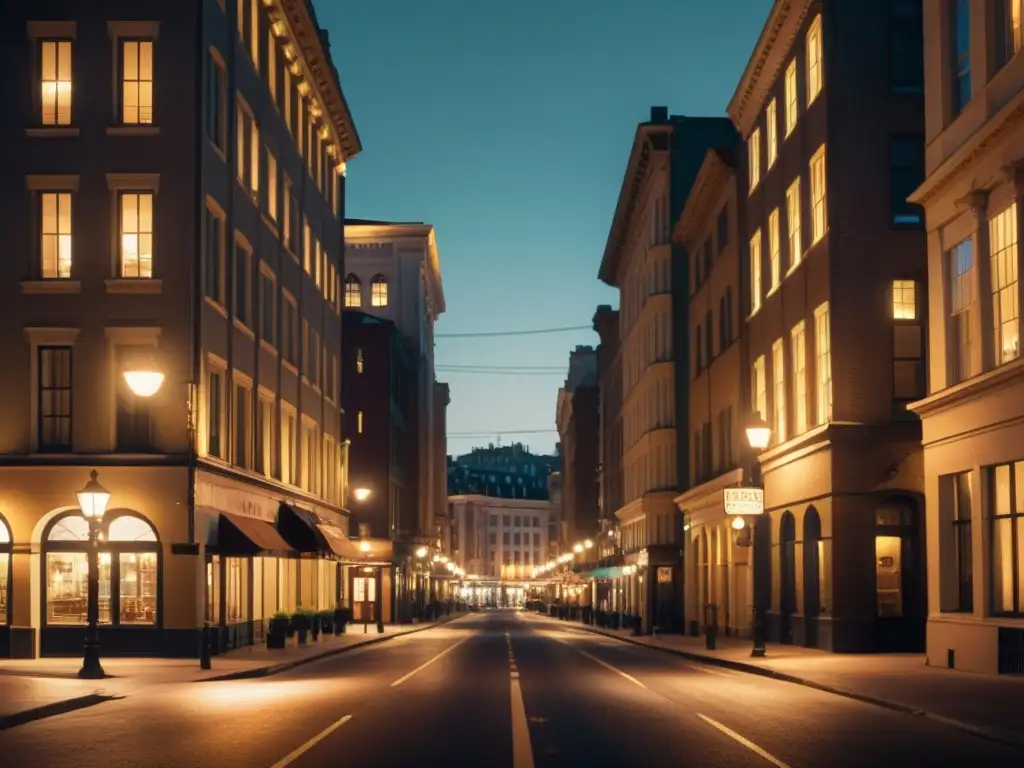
[966,190,994,373]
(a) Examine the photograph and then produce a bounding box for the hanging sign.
[723,487,764,516]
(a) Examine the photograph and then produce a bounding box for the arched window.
[370,274,388,307]
[0,516,10,626]
[344,274,362,308]
[44,511,160,627]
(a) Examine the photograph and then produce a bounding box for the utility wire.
[436,325,593,338]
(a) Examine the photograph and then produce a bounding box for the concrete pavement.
[0,610,1020,766]
[522,611,1024,749]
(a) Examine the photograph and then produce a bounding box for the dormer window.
[371,274,388,307]
[344,273,361,307]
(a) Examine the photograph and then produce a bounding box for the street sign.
[723,487,764,516]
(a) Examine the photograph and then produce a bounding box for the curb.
[0,693,118,731]
[527,613,1024,751]
[201,614,463,682]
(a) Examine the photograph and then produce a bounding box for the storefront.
[0,517,9,657]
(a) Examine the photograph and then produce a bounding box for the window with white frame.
[748,128,761,191]
[772,338,787,443]
[766,99,778,170]
[40,40,73,126]
[989,203,1020,365]
[786,177,802,268]
[784,59,798,136]
[753,355,767,425]
[948,237,974,384]
[810,146,827,244]
[768,208,781,291]
[806,15,823,105]
[814,302,832,424]
[119,192,153,278]
[791,321,807,435]
[893,279,916,320]
[893,279,924,401]
[371,274,389,307]
[749,229,762,314]
[40,192,72,279]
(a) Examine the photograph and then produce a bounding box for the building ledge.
[674,468,744,510]
[21,280,81,295]
[908,357,1024,418]
[106,278,162,294]
[25,127,79,138]
[106,126,161,137]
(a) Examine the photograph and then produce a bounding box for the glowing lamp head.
[359,541,371,553]
[76,470,111,520]
[123,369,165,398]
[415,546,428,558]
[352,487,372,502]
[584,539,593,549]
[745,416,772,450]
[731,516,747,530]
[573,543,583,553]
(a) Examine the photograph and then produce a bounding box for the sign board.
[723,487,764,516]
[657,567,672,584]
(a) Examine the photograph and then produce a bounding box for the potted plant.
[291,609,312,645]
[317,610,334,637]
[333,604,351,635]
[267,612,290,649]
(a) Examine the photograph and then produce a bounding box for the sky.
[320,0,770,456]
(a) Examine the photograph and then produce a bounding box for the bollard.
[199,621,212,670]
[705,604,718,650]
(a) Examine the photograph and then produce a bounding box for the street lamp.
[744,415,771,659]
[122,367,166,398]
[76,470,111,679]
[352,487,372,502]
[415,546,427,558]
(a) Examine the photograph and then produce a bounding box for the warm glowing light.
[415,547,428,558]
[546,560,555,569]
[584,539,593,549]
[432,554,440,562]
[352,487,372,502]
[290,60,301,76]
[359,541,371,553]
[336,161,347,177]
[297,80,310,97]
[445,561,455,571]
[573,543,583,553]
[732,516,747,530]
[76,470,110,520]
[123,369,165,397]
[440,556,449,563]
[745,416,772,450]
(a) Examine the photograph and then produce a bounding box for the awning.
[218,513,295,557]
[581,566,624,580]
[277,503,333,554]
[319,526,394,565]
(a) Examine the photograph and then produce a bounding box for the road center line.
[696,713,791,768]
[509,670,535,768]
[390,635,469,688]
[269,714,352,768]
[558,640,647,689]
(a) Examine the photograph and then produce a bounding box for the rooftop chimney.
[650,106,669,123]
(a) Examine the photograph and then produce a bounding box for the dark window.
[701,422,712,480]
[951,471,973,612]
[717,205,728,253]
[725,287,734,342]
[234,242,251,327]
[204,208,222,303]
[259,271,276,346]
[890,136,925,226]
[694,251,702,289]
[694,325,703,375]
[990,462,1023,615]
[952,0,971,115]
[719,296,727,350]
[890,0,924,92]
[207,55,226,150]
[693,431,702,484]
[705,310,714,363]
[994,0,1023,71]
[208,370,222,459]
[116,348,152,452]
[703,239,713,278]
[38,346,72,451]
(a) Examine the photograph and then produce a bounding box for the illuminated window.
[749,229,762,314]
[766,99,777,170]
[283,176,292,248]
[266,148,278,221]
[371,274,389,307]
[784,60,798,136]
[41,192,72,279]
[280,406,296,484]
[120,192,154,278]
[303,217,311,273]
[768,209,781,291]
[948,238,974,383]
[748,128,761,192]
[772,338,786,443]
[791,321,807,435]
[357,410,364,434]
[236,99,258,196]
[892,280,916,320]
[40,40,72,126]
[806,15,823,105]
[990,203,1020,365]
[267,32,277,99]
[814,302,832,424]
[752,355,766,425]
[121,40,154,125]
[207,367,223,459]
[786,178,802,268]
[809,145,827,244]
[356,348,364,374]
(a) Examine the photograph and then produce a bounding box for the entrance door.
[779,512,796,644]
[352,573,376,623]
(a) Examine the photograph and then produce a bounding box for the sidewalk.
[526,613,1024,749]
[0,615,460,727]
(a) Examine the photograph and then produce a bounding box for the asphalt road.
[0,611,1021,767]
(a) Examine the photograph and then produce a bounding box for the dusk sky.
[323,0,770,456]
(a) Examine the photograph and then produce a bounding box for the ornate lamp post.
[743,416,771,658]
[76,470,111,679]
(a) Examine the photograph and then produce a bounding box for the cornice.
[727,0,812,138]
[908,357,1024,418]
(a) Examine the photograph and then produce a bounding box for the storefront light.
[731,516,746,530]
[583,539,593,549]
[122,369,165,398]
[415,546,428,558]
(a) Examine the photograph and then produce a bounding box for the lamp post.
[76,470,111,679]
[744,415,771,658]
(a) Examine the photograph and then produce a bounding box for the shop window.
[0,518,9,625]
[44,511,159,626]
